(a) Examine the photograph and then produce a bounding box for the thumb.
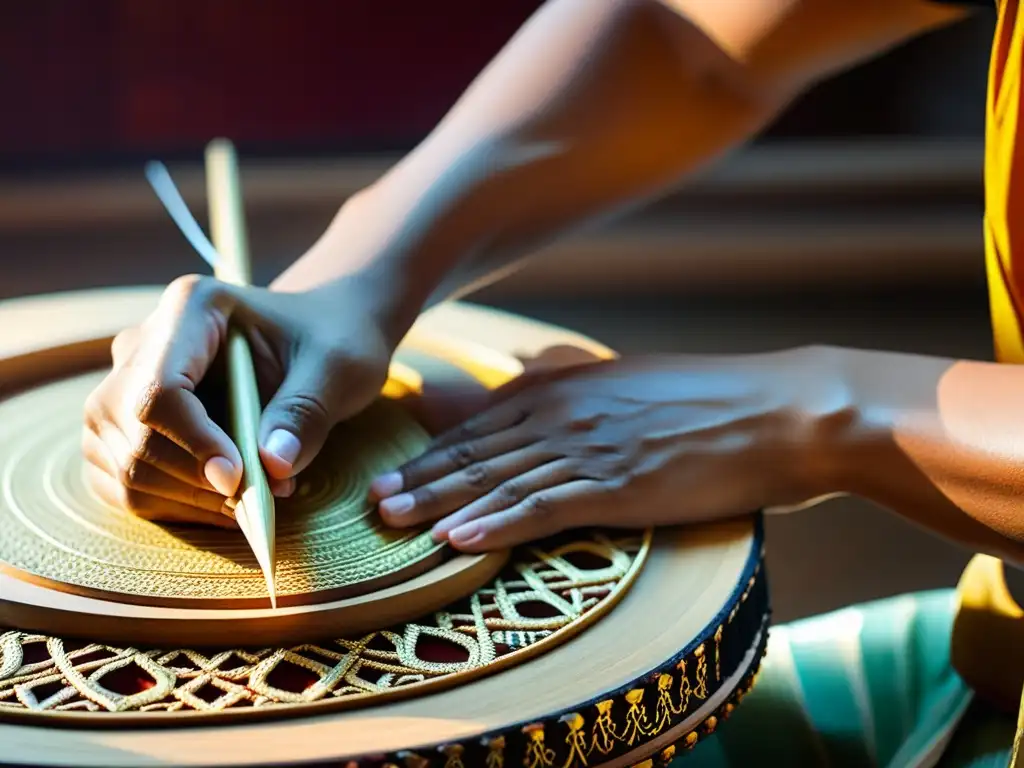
[258,354,336,481]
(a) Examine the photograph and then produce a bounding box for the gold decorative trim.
[367,555,769,768]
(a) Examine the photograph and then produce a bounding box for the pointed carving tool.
[145,140,278,608]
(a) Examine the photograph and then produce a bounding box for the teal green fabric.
[677,590,1013,767]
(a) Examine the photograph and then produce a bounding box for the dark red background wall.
[1,1,543,164]
[0,1,989,171]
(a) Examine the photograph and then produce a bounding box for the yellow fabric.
[987,0,1024,363]
[963,2,1024,764]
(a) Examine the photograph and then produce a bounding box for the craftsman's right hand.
[81,274,396,527]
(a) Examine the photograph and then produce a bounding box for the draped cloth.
[978,0,1024,764]
[678,591,1009,768]
[986,0,1024,364]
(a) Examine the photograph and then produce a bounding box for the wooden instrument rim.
[1,520,764,767]
[0,528,653,728]
[0,288,764,768]
[0,286,531,644]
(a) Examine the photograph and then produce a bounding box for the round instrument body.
[0,287,518,646]
[0,288,769,768]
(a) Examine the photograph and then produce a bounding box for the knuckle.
[118,430,158,489]
[397,458,424,489]
[450,423,477,445]
[411,484,439,510]
[112,326,138,346]
[565,413,601,433]
[279,392,331,426]
[119,487,146,513]
[494,480,524,507]
[129,426,158,463]
[133,379,169,425]
[445,441,476,470]
[522,493,557,521]
[462,461,492,489]
[165,273,216,305]
[118,458,145,489]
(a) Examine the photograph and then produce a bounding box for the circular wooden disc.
[0,288,618,647]
[0,369,449,609]
[0,288,565,645]
[1,521,762,768]
[0,288,763,768]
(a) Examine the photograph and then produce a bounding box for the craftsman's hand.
[82,274,396,526]
[371,348,848,550]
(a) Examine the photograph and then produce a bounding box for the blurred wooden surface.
[0,140,986,302]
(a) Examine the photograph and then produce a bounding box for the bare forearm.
[274,1,784,313]
[822,348,1024,565]
[273,0,964,336]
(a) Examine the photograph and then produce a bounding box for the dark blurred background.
[0,2,1001,621]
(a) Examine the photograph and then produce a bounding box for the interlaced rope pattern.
[0,532,645,717]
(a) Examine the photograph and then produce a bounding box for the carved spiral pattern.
[0,371,441,605]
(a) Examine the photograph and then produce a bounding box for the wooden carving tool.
[203,139,278,608]
[144,141,277,607]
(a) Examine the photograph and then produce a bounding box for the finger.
[93,404,218,491]
[258,350,337,481]
[83,428,231,515]
[85,465,240,530]
[370,426,538,502]
[378,444,559,528]
[130,275,244,496]
[428,397,533,452]
[130,376,243,496]
[431,459,579,541]
[445,479,607,552]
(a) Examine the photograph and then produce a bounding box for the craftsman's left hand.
[370,347,846,551]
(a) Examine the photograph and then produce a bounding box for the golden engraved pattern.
[0,533,644,716]
[0,371,442,604]
[475,561,765,768]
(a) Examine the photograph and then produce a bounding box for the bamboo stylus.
[146,139,278,608]
[205,140,277,608]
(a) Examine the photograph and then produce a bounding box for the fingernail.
[272,478,296,498]
[430,520,455,543]
[220,497,238,521]
[450,523,483,547]
[205,456,239,497]
[265,429,301,467]
[380,493,414,518]
[370,471,403,499]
